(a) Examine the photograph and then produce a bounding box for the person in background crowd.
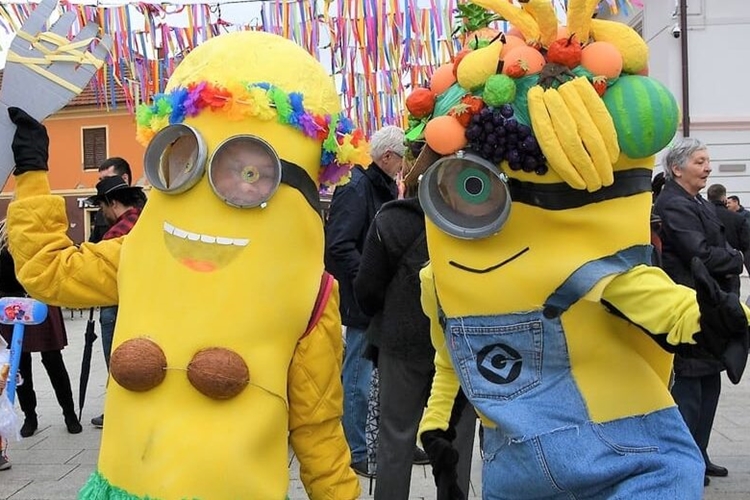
[0,219,82,437]
[86,174,145,429]
[89,157,139,244]
[324,125,404,477]
[354,147,476,499]
[654,138,742,486]
[727,195,750,227]
[0,338,12,470]
[707,184,750,275]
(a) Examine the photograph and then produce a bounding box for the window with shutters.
[82,126,108,171]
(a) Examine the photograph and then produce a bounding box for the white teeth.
[163,221,249,247]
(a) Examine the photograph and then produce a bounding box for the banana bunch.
[527,77,619,191]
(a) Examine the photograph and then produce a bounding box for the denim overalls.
[440,246,704,499]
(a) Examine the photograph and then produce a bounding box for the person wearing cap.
[86,176,145,429]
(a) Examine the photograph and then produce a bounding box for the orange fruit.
[500,35,526,59]
[581,41,624,79]
[501,45,546,75]
[430,63,458,96]
[424,115,468,155]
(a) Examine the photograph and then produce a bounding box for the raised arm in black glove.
[8,107,49,175]
[420,389,469,500]
[692,257,749,384]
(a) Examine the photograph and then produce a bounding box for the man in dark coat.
[707,184,750,276]
[323,125,403,476]
[654,139,744,485]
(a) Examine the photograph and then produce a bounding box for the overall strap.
[302,271,335,339]
[542,244,653,319]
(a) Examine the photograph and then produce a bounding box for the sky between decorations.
[0,0,641,137]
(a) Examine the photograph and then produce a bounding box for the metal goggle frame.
[418,151,512,240]
[144,124,320,213]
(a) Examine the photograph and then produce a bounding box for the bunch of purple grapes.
[464,104,548,175]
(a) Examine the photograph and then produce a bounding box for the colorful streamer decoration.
[0,0,640,138]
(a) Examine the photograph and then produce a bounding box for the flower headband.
[135,81,369,186]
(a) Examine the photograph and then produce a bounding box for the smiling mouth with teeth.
[163,221,250,272]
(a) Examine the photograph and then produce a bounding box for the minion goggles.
[144,124,321,214]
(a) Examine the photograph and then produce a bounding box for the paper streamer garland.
[0,0,640,138]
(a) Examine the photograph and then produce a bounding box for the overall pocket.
[449,319,543,401]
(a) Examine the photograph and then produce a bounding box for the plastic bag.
[0,392,20,443]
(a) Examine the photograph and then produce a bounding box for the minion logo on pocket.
[477,343,523,385]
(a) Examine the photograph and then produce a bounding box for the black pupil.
[465,176,483,196]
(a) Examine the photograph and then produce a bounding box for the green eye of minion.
[457,168,491,204]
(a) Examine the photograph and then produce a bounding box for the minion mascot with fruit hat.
[0,1,364,498]
[405,1,750,499]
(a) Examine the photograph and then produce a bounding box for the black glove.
[8,107,49,175]
[421,428,465,500]
[692,257,749,384]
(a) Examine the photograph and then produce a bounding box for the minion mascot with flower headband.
[0,1,365,498]
[406,1,750,499]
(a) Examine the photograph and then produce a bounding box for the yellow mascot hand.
[557,80,614,187]
[527,86,586,190]
[570,76,620,162]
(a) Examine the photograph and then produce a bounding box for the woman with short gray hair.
[653,137,742,486]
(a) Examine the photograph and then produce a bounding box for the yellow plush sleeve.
[288,280,360,500]
[6,172,120,308]
[418,264,464,436]
[601,264,750,345]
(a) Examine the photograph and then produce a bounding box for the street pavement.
[2,279,750,499]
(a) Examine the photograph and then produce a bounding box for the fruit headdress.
[406,0,679,193]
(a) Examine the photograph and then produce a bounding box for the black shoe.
[91,414,104,428]
[706,462,728,477]
[65,414,82,434]
[351,460,375,478]
[704,475,710,487]
[413,447,430,465]
[20,415,38,438]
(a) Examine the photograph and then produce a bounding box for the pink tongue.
[180,258,217,273]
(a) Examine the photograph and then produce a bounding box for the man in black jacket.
[654,139,744,485]
[324,125,403,477]
[707,184,750,275]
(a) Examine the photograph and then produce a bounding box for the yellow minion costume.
[409,1,750,498]
[5,31,366,500]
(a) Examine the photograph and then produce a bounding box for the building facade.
[0,88,146,243]
[642,0,750,198]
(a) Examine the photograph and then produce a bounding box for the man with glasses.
[324,125,404,478]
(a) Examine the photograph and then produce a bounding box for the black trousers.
[670,372,722,468]
[16,350,77,419]
[373,350,476,500]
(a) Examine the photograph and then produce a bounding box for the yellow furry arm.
[288,281,360,500]
[418,264,464,436]
[601,264,712,346]
[6,171,119,308]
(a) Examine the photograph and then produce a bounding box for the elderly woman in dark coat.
[0,219,81,436]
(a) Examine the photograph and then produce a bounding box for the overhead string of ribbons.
[0,0,641,137]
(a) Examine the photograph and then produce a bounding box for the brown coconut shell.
[110,338,167,392]
[187,347,250,400]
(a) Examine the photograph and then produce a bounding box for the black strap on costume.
[281,159,323,217]
[508,168,652,211]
